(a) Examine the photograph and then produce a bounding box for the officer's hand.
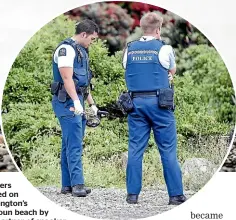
[168,73,173,81]
[90,104,98,116]
[73,100,84,115]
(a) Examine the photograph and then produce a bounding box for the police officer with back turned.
[51,20,99,197]
[122,12,186,205]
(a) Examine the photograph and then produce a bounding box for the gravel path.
[38,186,195,219]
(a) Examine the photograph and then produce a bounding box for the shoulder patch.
[58,47,67,57]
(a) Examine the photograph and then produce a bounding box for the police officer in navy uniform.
[51,20,99,197]
[122,12,186,205]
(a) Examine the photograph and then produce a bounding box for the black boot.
[126,194,138,204]
[85,187,91,194]
[72,184,87,197]
[169,195,187,205]
[61,186,91,195]
[61,186,72,194]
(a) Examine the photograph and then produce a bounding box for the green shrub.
[2,69,52,110]
[177,45,236,122]
[174,74,230,136]
[89,40,126,105]
[2,102,60,166]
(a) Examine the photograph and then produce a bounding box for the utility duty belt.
[50,81,89,102]
[118,87,175,113]
[130,91,159,98]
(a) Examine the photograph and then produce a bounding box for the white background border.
[0,0,236,219]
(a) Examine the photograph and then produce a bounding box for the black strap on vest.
[64,39,84,67]
[76,45,84,67]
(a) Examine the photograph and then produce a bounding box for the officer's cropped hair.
[140,12,163,34]
[75,19,99,35]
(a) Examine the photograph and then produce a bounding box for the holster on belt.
[50,82,69,103]
[158,87,174,110]
[50,80,89,102]
[58,84,69,102]
[117,92,134,114]
[50,82,61,95]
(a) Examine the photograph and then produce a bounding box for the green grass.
[23,131,229,190]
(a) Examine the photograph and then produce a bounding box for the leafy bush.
[89,40,126,105]
[177,45,236,122]
[174,74,231,136]
[3,69,51,109]
[2,102,60,167]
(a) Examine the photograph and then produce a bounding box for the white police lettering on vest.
[132,56,153,61]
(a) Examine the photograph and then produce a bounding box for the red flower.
[131,13,140,28]
[107,8,114,15]
[130,2,150,11]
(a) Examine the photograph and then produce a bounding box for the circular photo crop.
[1,1,235,219]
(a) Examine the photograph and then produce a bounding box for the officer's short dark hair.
[75,19,99,35]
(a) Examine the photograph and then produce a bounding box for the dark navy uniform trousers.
[126,95,183,197]
[52,95,86,187]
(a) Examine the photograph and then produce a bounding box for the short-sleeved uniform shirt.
[53,38,76,68]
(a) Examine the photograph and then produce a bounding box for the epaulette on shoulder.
[126,39,139,47]
[63,38,72,44]
[63,38,77,48]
